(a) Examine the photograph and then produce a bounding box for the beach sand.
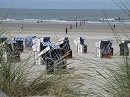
[2,22,130,54]
[2,22,130,69]
[1,22,130,96]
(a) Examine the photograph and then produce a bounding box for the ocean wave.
[98,18,115,21]
[1,18,76,24]
[1,18,130,25]
[87,21,103,24]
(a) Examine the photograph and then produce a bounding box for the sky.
[0,0,128,9]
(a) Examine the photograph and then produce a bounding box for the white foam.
[1,18,130,25]
[98,18,115,21]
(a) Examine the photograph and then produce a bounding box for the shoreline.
[2,20,130,25]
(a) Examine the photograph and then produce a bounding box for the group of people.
[20,23,116,35]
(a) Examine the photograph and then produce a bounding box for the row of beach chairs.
[95,40,130,58]
[1,35,130,73]
[1,36,130,58]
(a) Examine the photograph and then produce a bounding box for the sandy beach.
[1,22,130,96]
[2,22,130,54]
[1,23,130,62]
[1,23,129,62]
[1,22,130,70]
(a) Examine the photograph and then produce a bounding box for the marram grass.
[0,42,89,97]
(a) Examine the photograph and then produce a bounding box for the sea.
[0,8,130,25]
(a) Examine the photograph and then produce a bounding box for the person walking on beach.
[65,28,68,34]
[80,21,81,26]
[21,24,23,29]
[76,22,78,27]
[70,24,72,29]
[113,24,115,28]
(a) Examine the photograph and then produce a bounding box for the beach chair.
[119,40,130,56]
[32,37,51,52]
[40,42,63,61]
[32,37,51,65]
[74,37,87,53]
[74,37,84,46]
[13,37,24,52]
[6,40,17,52]
[6,40,20,61]
[40,42,53,52]
[32,37,44,52]
[40,42,66,74]
[95,40,113,58]
[33,42,53,65]
[25,36,36,49]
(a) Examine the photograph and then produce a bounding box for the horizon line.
[0,8,125,10]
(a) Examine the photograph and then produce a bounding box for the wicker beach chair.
[95,40,113,58]
[74,37,87,53]
[119,40,130,56]
[13,37,24,52]
[40,42,67,74]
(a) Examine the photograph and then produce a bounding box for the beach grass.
[90,13,130,96]
[0,37,90,97]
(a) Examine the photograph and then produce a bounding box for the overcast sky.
[0,0,128,9]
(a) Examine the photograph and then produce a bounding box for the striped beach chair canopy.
[6,40,17,45]
[100,40,112,54]
[32,37,50,46]
[40,42,62,61]
[13,37,24,42]
[40,42,60,51]
[13,37,24,51]
[41,42,53,48]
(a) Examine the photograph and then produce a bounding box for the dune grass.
[91,6,130,96]
[0,36,90,97]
